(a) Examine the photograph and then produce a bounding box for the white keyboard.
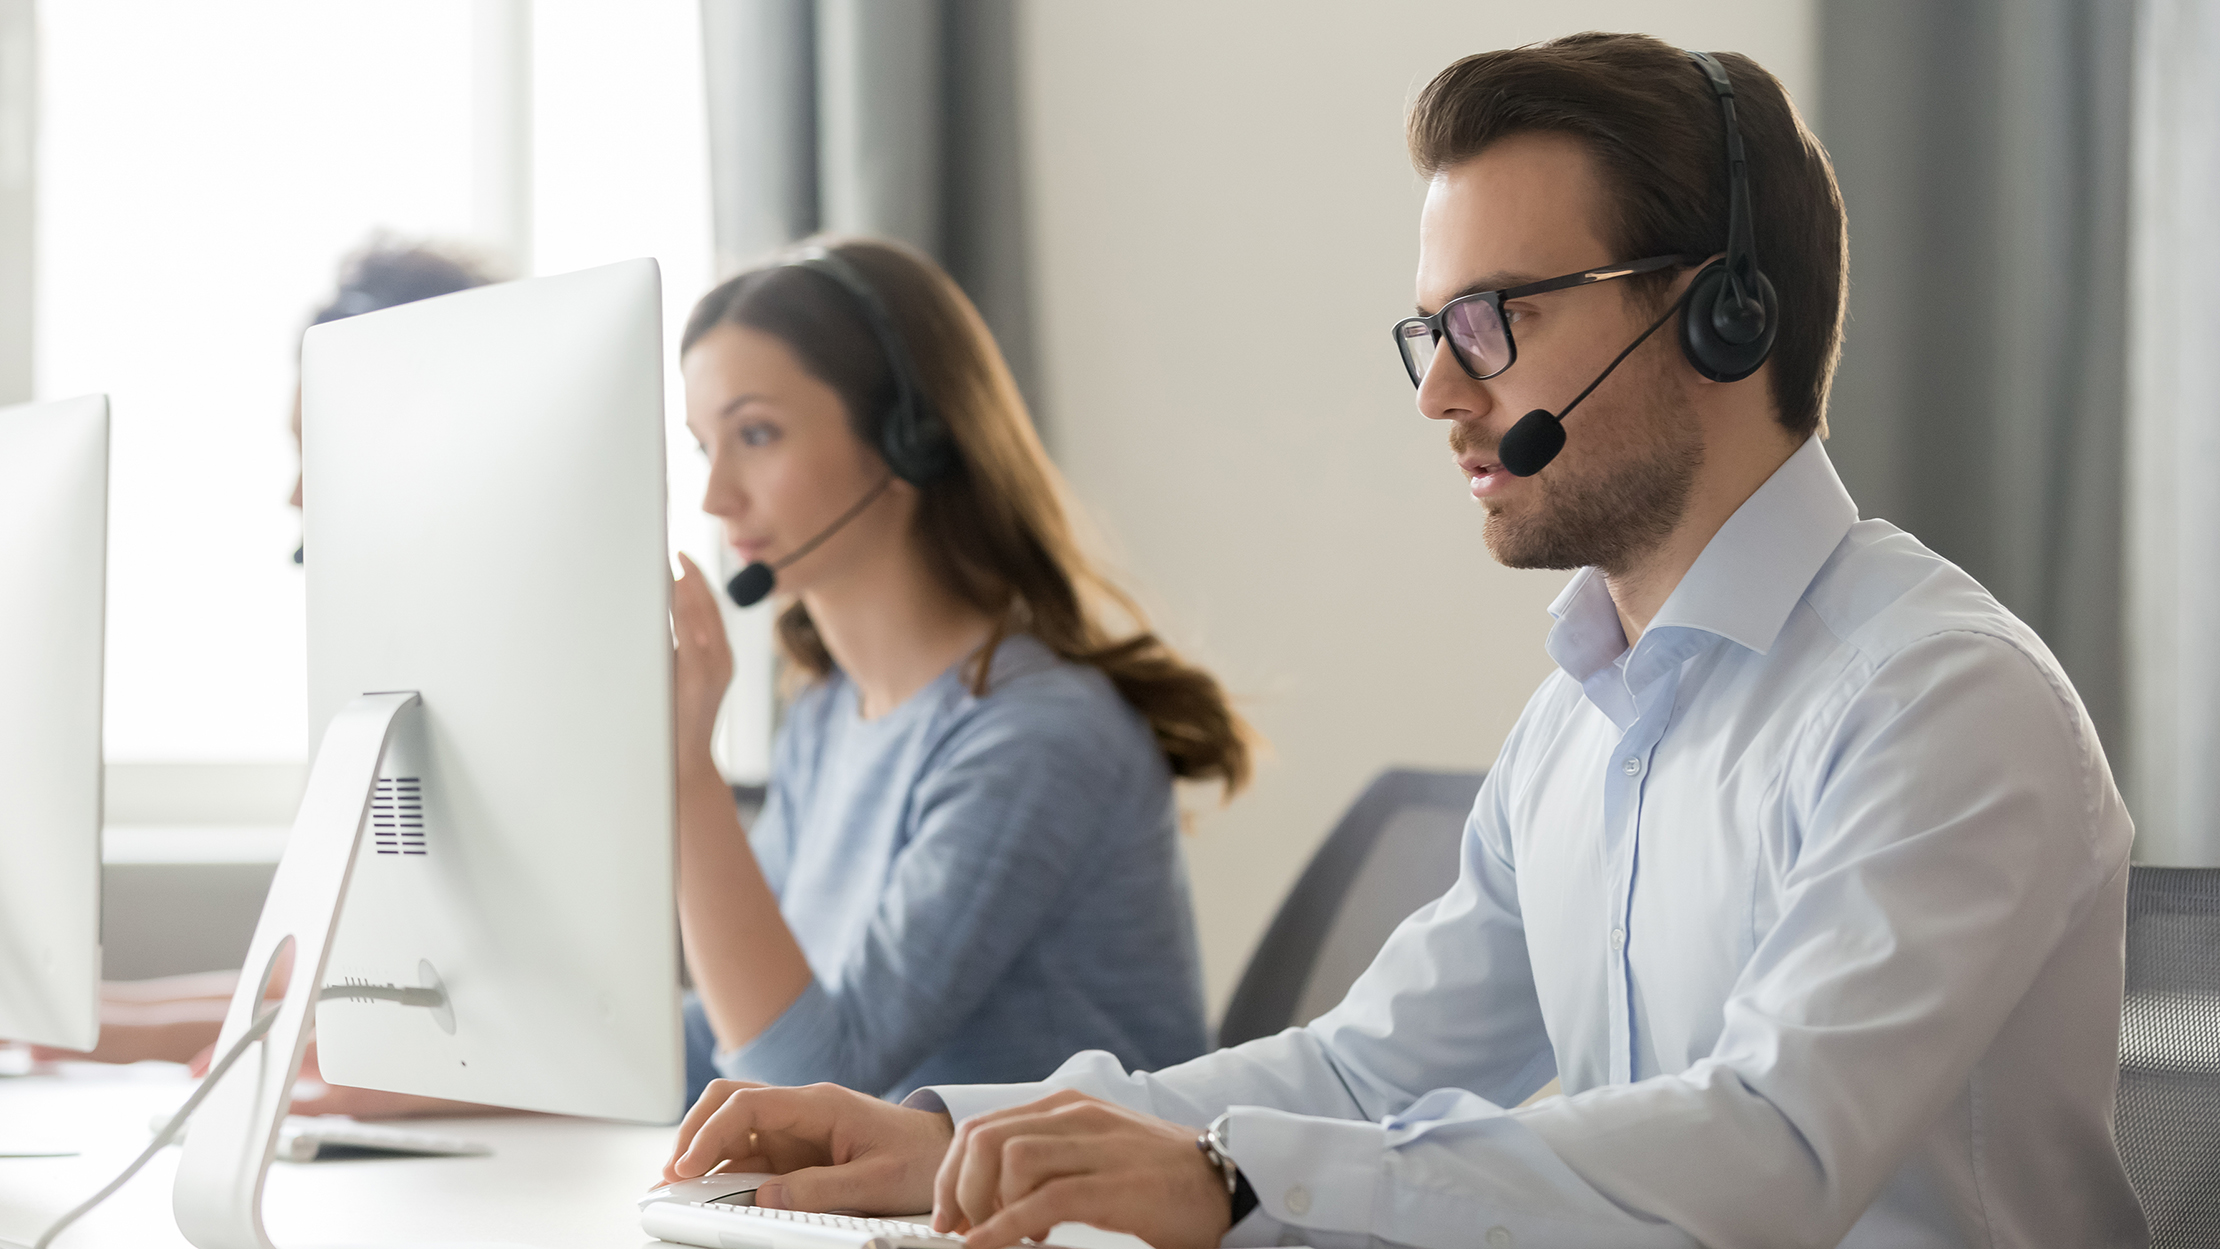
[641,1200,962,1249]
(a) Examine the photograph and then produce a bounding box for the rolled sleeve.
[713,978,844,1086]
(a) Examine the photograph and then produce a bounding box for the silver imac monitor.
[301,257,682,1118]
[0,396,108,1055]
[176,259,680,1249]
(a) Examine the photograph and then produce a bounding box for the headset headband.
[1684,50,1765,345]
[785,247,956,485]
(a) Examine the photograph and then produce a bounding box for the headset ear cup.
[1678,260,1779,383]
[879,398,959,485]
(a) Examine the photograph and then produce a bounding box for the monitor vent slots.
[371,776,426,856]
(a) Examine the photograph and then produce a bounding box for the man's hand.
[666,1080,954,1216]
[932,1090,1233,1249]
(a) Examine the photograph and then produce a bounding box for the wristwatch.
[1196,1112,1260,1225]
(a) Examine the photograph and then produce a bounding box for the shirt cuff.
[902,1079,1068,1123]
[905,1049,1169,1122]
[710,978,843,1087]
[1215,1106,1381,1247]
[1221,1202,1305,1249]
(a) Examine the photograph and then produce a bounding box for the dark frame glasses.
[1392,253,1695,387]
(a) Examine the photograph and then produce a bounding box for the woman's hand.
[669,554,813,1052]
[673,552,736,773]
[26,970,265,1065]
[665,1079,954,1216]
[932,1090,1233,1249]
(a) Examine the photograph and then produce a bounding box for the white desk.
[0,1061,673,1247]
[1,1064,1165,1249]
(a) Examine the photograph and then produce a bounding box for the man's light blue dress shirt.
[917,439,2146,1248]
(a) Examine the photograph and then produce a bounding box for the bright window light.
[37,1,473,764]
[35,1,743,775]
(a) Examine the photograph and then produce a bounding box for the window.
[34,1,758,823]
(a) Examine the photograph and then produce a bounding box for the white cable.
[29,1007,279,1249]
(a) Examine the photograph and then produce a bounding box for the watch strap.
[1199,1112,1260,1226]
[1227,1165,1259,1225]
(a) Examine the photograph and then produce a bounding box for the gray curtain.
[1819,1,2133,779]
[2126,0,2220,865]
[697,0,1037,414]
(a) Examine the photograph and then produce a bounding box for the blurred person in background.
[289,241,500,544]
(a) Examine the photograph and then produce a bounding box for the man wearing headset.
[659,33,2145,1249]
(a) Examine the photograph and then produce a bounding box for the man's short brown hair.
[1409,32,1847,438]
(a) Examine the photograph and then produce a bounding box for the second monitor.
[0,395,108,1057]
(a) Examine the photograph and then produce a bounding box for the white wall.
[1018,2,1819,1014]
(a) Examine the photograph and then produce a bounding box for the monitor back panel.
[302,260,680,1123]
[0,395,107,1052]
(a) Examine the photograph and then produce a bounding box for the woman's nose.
[698,453,745,519]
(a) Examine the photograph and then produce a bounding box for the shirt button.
[1610,927,1626,950]
[1488,1229,1514,1248]
[1283,1184,1312,1216]
[1622,756,1643,776]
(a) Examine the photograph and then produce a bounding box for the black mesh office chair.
[2117,865,2220,1245]
[1217,769,1483,1048]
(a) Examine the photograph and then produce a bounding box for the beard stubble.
[1452,355,1704,576]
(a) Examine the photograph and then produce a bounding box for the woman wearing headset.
[670,237,1247,1101]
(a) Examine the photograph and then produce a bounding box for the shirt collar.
[1649,435,1857,655]
[1544,436,1859,681]
[1545,566,1626,686]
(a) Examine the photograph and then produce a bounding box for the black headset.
[787,247,960,486]
[1678,49,1778,383]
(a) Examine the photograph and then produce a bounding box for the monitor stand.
[170,692,542,1249]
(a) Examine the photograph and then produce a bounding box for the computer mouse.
[638,1171,781,1210]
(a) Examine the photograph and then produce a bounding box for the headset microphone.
[725,561,776,609]
[725,474,896,608]
[1497,291,1691,478]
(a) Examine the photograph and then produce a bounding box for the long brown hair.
[682,236,1253,794]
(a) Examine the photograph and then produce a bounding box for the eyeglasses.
[1392,254,1694,387]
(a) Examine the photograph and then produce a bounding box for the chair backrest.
[2117,864,2220,1245]
[1217,768,1482,1048]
